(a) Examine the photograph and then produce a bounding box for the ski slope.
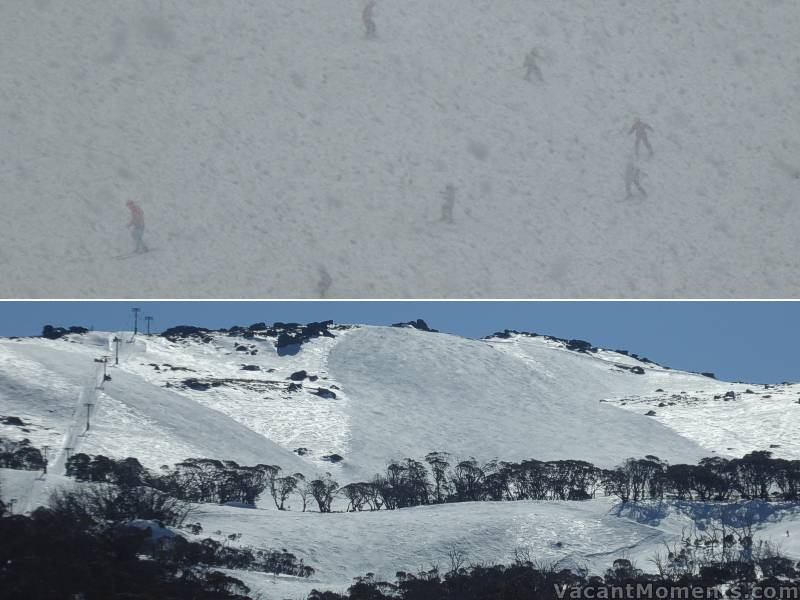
[186,497,800,599]
[1,325,797,480]
[2,1,799,297]
[2,324,800,598]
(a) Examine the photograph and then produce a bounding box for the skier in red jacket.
[126,200,149,254]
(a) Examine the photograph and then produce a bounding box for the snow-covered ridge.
[2,323,800,599]
[1,322,798,484]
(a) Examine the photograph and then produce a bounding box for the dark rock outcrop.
[391,319,438,333]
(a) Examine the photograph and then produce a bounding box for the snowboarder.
[126,200,149,254]
[624,161,647,198]
[629,118,654,157]
[362,1,376,38]
[524,48,544,82]
[441,184,456,223]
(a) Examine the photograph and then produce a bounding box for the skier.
[318,266,332,298]
[362,1,376,38]
[629,118,654,157]
[624,162,647,198]
[126,199,149,254]
[524,48,544,82]
[441,184,456,223]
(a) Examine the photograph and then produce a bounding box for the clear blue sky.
[0,301,797,384]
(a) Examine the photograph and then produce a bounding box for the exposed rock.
[160,325,212,342]
[41,325,89,340]
[391,319,438,333]
[322,453,344,463]
[241,364,261,371]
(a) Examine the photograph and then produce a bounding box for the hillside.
[2,323,800,598]
[2,1,799,297]
[2,322,799,482]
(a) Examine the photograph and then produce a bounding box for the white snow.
[1,325,799,598]
[2,1,799,297]
[189,497,800,599]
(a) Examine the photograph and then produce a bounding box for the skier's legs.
[132,225,148,252]
[633,171,646,195]
[643,136,653,156]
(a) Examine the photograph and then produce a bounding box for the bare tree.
[309,475,338,513]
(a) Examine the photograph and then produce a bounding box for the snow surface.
[2,1,799,297]
[189,498,800,600]
[1,325,799,599]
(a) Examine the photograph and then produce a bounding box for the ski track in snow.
[1,1,799,297]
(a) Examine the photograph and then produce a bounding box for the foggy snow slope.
[2,1,799,298]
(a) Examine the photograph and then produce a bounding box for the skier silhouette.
[317,266,332,298]
[524,48,543,82]
[126,200,148,254]
[362,1,376,38]
[625,162,647,198]
[629,118,654,157]
[441,184,456,223]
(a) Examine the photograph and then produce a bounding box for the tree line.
[331,450,800,510]
[63,449,800,513]
[0,437,45,471]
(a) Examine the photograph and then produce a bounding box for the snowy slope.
[0,332,308,473]
[329,327,708,476]
[2,325,800,599]
[2,325,797,481]
[0,326,722,483]
[2,1,799,297]
[187,497,800,600]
